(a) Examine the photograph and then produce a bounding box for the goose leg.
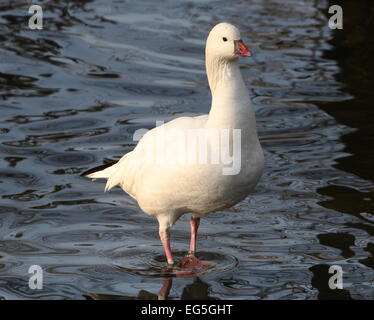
[159,229,175,266]
[189,217,200,254]
[179,217,215,269]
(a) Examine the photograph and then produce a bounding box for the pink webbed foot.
[179,252,215,270]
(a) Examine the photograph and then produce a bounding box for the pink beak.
[234,40,252,57]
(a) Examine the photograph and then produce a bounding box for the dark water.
[0,0,373,300]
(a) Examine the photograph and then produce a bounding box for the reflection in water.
[181,277,217,300]
[0,0,373,299]
[86,277,216,300]
[317,233,355,259]
[320,0,374,183]
[86,277,173,300]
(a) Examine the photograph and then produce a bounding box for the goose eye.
[222,37,228,42]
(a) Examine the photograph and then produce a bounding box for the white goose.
[86,23,264,268]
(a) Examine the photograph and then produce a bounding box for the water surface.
[0,0,373,299]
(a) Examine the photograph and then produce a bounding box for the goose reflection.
[86,276,216,300]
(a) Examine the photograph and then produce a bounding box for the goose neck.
[206,56,245,97]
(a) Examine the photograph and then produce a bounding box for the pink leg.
[180,217,215,270]
[159,230,174,265]
[189,217,200,254]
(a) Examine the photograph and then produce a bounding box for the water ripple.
[0,0,372,300]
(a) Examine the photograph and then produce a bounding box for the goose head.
[205,22,251,61]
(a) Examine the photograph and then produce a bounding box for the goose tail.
[83,162,119,192]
